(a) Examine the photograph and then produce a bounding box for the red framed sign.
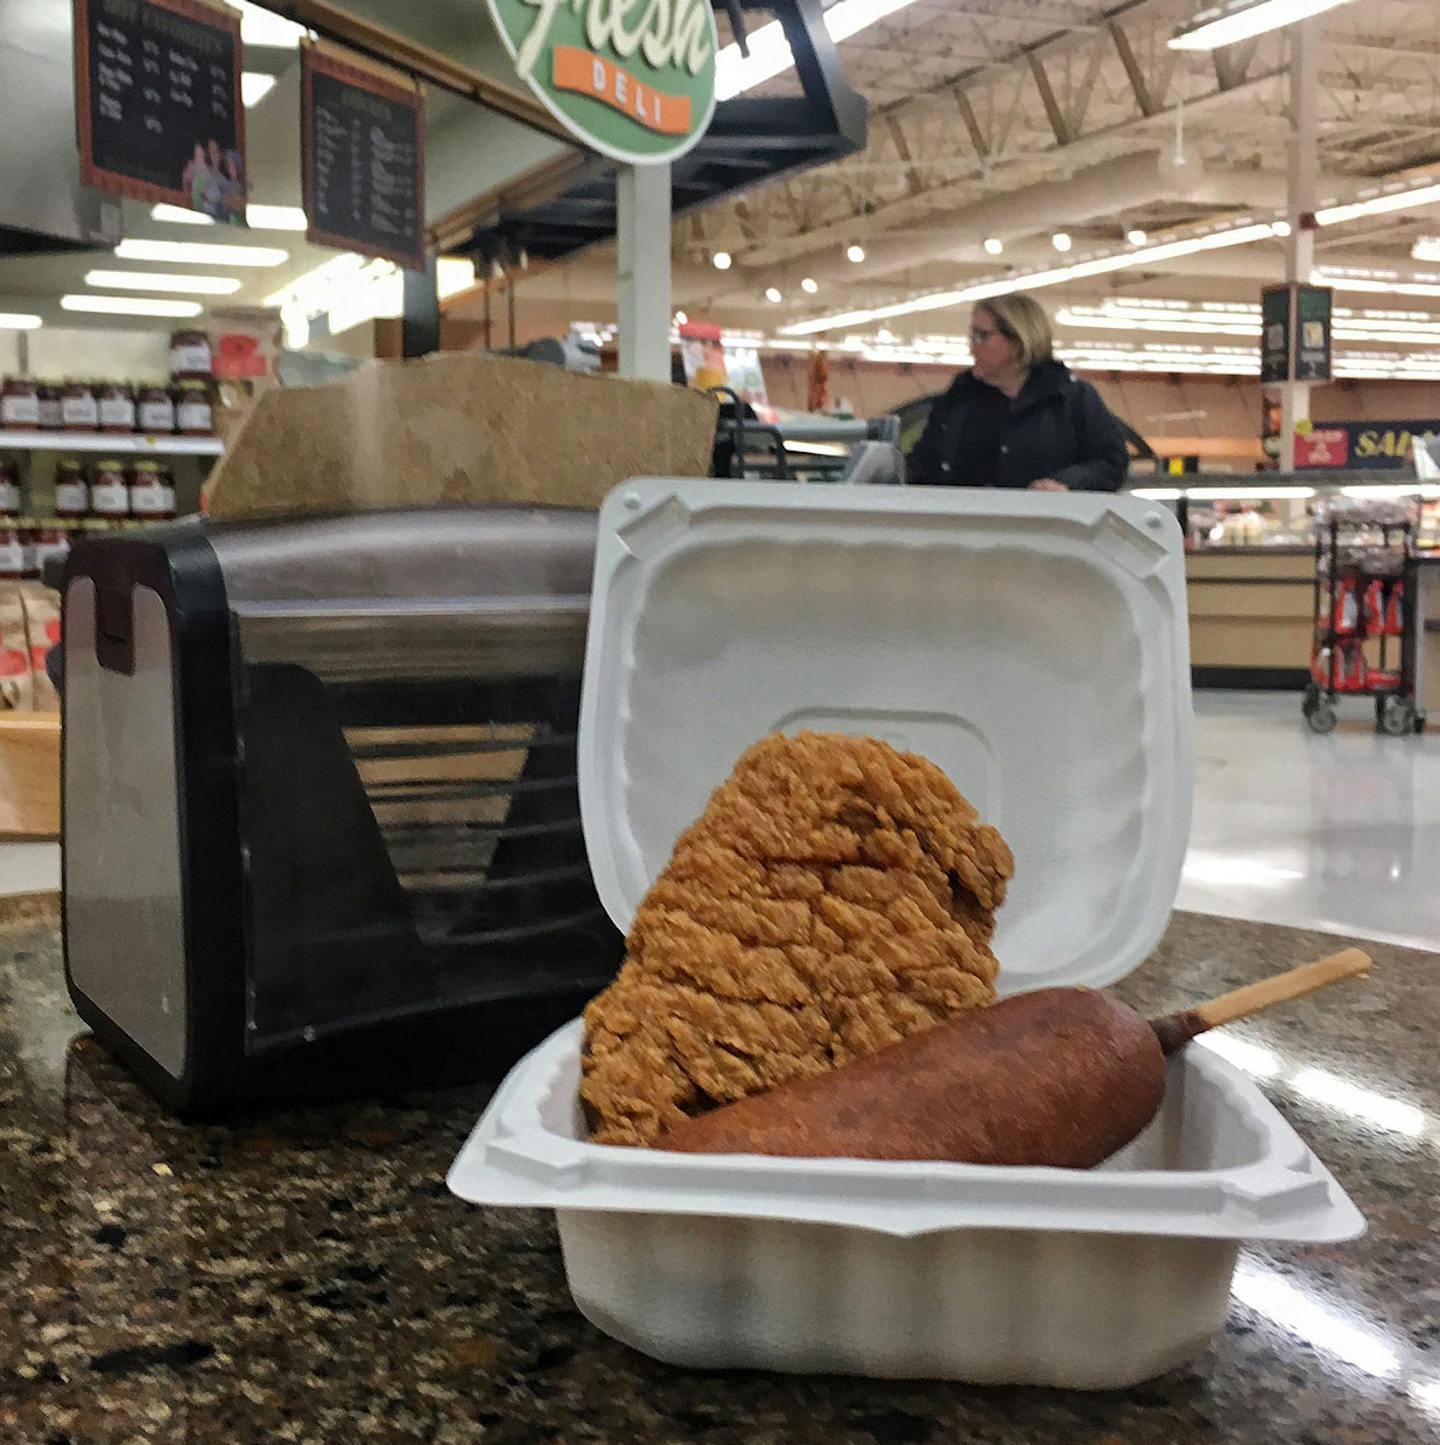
[301,45,426,271]
[74,0,246,220]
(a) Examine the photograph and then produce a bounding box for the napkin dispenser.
[61,507,623,1114]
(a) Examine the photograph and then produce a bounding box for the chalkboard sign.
[74,0,246,219]
[302,47,426,271]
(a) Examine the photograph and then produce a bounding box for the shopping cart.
[1303,501,1427,736]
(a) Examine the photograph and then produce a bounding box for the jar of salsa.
[170,330,213,379]
[89,459,130,518]
[174,379,214,434]
[62,380,99,432]
[129,461,176,519]
[37,384,63,431]
[54,460,90,519]
[1,378,39,430]
[97,382,136,434]
[137,383,175,435]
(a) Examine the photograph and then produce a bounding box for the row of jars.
[0,524,71,581]
[0,378,215,435]
[0,459,176,521]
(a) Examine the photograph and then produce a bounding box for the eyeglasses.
[969,325,1006,344]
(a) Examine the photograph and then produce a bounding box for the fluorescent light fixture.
[150,202,212,226]
[1169,0,1358,52]
[1340,483,1440,500]
[1052,232,1072,253]
[1127,229,1148,246]
[116,238,288,267]
[1412,237,1440,263]
[1317,178,1440,228]
[61,294,203,318]
[1229,1260,1402,1379]
[765,286,783,303]
[84,268,241,296]
[1272,219,1292,237]
[1196,1033,1282,1079]
[228,0,307,48]
[716,0,921,99]
[801,276,819,294]
[241,71,277,108]
[152,201,308,231]
[712,251,733,271]
[846,243,866,263]
[1130,487,1183,500]
[245,204,307,231]
[781,222,1279,336]
[1185,485,1316,500]
[0,313,42,330]
[1290,1067,1426,1138]
[983,237,1004,256]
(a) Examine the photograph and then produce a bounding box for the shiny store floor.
[3,690,1437,952]
[1180,690,1440,951]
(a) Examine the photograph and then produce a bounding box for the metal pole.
[1280,19,1319,470]
[617,163,672,381]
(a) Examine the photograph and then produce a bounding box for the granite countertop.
[1,902,1436,1445]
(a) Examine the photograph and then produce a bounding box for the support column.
[401,252,441,359]
[617,163,672,382]
[1280,19,1319,470]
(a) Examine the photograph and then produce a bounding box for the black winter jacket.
[908,359,1128,491]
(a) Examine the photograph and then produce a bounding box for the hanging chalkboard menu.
[302,46,426,271]
[74,0,246,220]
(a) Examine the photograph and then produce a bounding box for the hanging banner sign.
[1296,419,1440,471]
[301,46,426,271]
[1259,285,1292,385]
[1295,284,1333,382]
[74,0,246,219]
[488,0,719,164]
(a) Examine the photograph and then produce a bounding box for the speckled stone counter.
[2,904,1436,1445]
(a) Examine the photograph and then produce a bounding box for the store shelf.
[0,431,223,457]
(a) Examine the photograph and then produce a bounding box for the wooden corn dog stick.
[1150,948,1373,1056]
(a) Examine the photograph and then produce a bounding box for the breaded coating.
[580,732,1014,1146]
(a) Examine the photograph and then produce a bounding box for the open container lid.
[579,481,1193,993]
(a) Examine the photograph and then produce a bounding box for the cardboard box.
[207,350,718,519]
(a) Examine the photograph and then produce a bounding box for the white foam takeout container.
[448,481,1364,1388]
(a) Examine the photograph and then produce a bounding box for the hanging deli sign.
[488,0,719,164]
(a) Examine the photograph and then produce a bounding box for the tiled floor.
[1179,690,1440,951]
[6,690,1437,950]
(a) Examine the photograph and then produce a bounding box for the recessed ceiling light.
[765,286,783,303]
[674,309,689,325]
[712,251,733,270]
[115,238,289,266]
[241,72,277,108]
[1052,232,1073,253]
[846,243,866,263]
[983,237,1004,256]
[0,313,42,330]
[84,269,242,295]
[801,277,819,294]
[1127,229,1148,246]
[61,295,204,318]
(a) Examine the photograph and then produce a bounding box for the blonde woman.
[909,292,1127,491]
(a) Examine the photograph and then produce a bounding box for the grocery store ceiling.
[3,0,1440,381]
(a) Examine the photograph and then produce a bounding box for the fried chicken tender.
[581,732,1015,1146]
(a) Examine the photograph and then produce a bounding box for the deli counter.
[1129,476,1440,710]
